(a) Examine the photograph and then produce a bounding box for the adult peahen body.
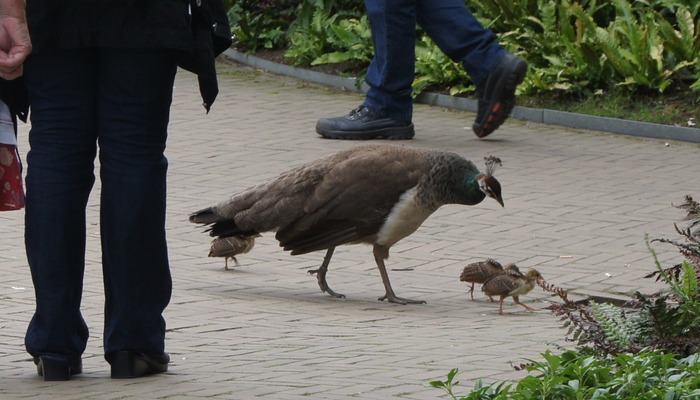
[190,144,504,304]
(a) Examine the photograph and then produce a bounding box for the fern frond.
[538,279,571,303]
[591,302,634,349]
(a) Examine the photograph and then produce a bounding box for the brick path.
[1,60,698,399]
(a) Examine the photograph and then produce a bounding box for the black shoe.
[472,54,528,138]
[107,351,169,379]
[316,105,415,140]
[34,355,83,381]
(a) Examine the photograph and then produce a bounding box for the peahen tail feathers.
[189,208,258,238]
[189,207,220,224]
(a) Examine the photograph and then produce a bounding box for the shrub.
[548,196,700,357]
[285,0,369,70]
[226,0,303,52]
[431,195,700,398]
[228,0,700,96]
[431,350,700,399]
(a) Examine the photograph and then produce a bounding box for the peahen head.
[477,155,504,207]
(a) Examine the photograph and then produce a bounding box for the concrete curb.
[223,48,700,144]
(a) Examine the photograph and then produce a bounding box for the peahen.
[189,144,504,304]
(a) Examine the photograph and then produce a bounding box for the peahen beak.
[496,196,504,207]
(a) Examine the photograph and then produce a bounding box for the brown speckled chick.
[460,259,504,301]
[208,234,260,270]
[482,268,543,315]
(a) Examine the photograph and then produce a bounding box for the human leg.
[416,0,505,86]
[96,48,177,377]
[315,0,415,140]
[23,49,98,380]
[363,0,417,121]
[417,0,527,138]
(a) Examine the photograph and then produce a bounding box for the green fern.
[229,1,300,52]
[654,5,700,92]
[590,302,656,351]
[310,15,373,74]
[593,0,699,92]
[285,0,362,67]
[591,302,633,349]
[413,35,472,97]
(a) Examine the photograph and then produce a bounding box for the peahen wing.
[275,145,432,254]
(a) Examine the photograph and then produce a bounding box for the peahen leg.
[373,245,426,305]
[308,247,345,299]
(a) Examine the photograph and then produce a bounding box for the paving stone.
[1,60,698,398]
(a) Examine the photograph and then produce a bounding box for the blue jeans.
[23,48,177,361]
[363,0,507,121]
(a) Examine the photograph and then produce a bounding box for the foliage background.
[225,0,700,100]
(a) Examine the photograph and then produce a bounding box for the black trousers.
[23,48,177,361]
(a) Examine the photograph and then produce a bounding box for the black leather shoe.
[472,54,528,138]
[316,105,415,140]
[34,355,83,381]
[107,351,169,379]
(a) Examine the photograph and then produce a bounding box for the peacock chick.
[481,268,543,315]
[502,263,522,277]
[208,234,260,271]
[459,259,504,301]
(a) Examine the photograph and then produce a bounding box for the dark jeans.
[23,48,177,361]
[363,0,507,121]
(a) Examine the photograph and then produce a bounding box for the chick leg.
[223,256,240,271]
[374,245,426,305]
[468,283,475,300]
[513,295,537,312]
[308,247,345,299]
[498,296,506,315]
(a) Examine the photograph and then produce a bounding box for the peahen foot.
[308,267,345,299]
[378,292,426,305]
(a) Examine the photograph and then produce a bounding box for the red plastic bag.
[0,142,25,211]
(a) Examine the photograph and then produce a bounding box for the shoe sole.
[110,351,168,379]
[473,57,528,138]
[36,356,82,381]
[317,124,415,140]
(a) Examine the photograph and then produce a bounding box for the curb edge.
[223,48,700,144]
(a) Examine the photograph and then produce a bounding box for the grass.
[518,87,700,128]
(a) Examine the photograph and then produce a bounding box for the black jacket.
[26,0,232,112]
[27,0,193,52]
[0,78,27,128]
[179,0,233,112]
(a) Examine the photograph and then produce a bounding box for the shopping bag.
[0,141,24,211]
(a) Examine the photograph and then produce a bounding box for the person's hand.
[0,1,31,80]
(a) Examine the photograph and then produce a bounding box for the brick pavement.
[1,60,699,399]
